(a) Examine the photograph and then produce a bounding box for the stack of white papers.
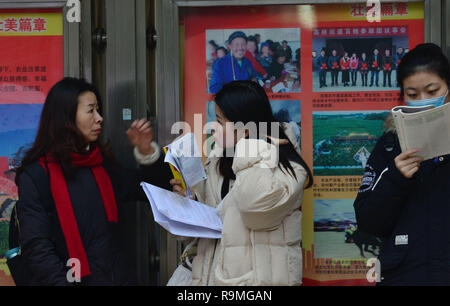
[141,182,222,239]
[164,133,207,197]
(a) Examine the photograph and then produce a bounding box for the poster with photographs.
[182,2,425,286]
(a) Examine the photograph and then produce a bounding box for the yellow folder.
[163,146,187,191]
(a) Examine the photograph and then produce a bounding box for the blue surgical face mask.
[405,90,449,108]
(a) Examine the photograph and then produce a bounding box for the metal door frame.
[0,0,158,285]
[85,0,157,285]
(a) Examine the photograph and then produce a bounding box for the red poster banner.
[0,8,63,286]
[0,36,63,104]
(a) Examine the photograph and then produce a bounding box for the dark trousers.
[331,69,339,85]
[351,70,358,85]
[319,70,327,86]
[361,72,368,86]
[383,70,392,87]
[370,70,379,86]
[342,70,350,85]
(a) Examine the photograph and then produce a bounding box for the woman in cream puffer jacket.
[171,81,313,286]
[191,124,307,286]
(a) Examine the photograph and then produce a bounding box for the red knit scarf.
[39,146,118,279]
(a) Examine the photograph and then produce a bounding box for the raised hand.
[126,119,155,156]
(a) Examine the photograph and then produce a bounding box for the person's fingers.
[400,162,420,174]
[138,121,151,133]
[139,118,148,128]
[396,149,420,161]
[170,179,181,186]
[404,166,419,178]
[130,120,139,130]
[173,185,186,197]
[395,150,422,169]
[396,156,423,169]
[397,159,421,178]
[134,119,144,130]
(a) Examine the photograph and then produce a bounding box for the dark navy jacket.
[327,55,340,70]
[316,56,328,71]
[354,132,450,286]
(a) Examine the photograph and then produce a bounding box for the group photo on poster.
[312,26,409,92]
[206,28,301,94]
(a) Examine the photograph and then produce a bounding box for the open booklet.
[163,133,207,198]
[141,182,222,239]
[392,102,450,161]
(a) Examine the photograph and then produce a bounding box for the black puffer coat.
[16,150,172,286]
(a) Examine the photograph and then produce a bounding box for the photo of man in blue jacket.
[208,31,257,94]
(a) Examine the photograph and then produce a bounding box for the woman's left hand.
[126,119,155,155]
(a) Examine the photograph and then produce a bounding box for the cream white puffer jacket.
[190,123,307,286]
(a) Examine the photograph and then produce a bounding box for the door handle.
[92,27,107,50]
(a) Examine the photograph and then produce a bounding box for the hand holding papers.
[392,102,450,161]
[141,182,222,239]
[164,133,207,197]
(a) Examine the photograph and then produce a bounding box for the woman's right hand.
[170,179,186,197]
[394,149,424,179]
[170,179,196,201]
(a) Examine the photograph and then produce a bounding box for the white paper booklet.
[141,182,222,239]
[164,133,207,197]
[392,102,450,161]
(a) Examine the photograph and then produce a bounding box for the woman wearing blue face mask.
[354,43,450,286]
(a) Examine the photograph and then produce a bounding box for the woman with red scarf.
[14,77,172,285]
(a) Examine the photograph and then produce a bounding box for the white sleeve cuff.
[134,141,161,165]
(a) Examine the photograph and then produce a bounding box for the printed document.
[141,182,222,239]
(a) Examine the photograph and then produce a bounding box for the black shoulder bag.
[7,162,51,286]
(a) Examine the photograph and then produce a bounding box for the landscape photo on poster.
[0,104,43,258]
[314,198,381,259]
[313,110,389,176]
[312,25,409,92]
[206,28,301,94]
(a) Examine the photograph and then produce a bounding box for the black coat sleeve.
[16,171,72,286]
[353,133,418,238]
[114,149,173,203]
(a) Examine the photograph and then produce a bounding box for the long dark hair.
[397,43,450,99]
[214,80,313,188]
[15,77,114,183]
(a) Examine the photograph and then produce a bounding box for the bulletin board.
[180,1,424,285]
[0,8,63,286]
